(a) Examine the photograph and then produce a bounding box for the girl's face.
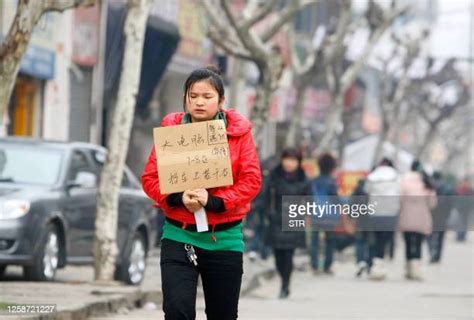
[282,157,299,173]
[185,80,224,122]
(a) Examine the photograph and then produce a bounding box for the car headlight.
[0,200,31,220]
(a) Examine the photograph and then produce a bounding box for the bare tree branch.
[323,0,352,67]
[199,0,239,41]
[295,25,329,76]
[261,0,318,43]
[220,0,243,34]
[0,0,96,131]
[340,5,408,93]
[43,0,95,11]
[200,0,255,60]
[242,0,279,29]
[220,0,267,60]
[200,0,317,142]
[207,28,253,60]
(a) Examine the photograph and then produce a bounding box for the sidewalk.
[0,249,275,320]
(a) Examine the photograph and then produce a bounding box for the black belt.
[166,217,242,232]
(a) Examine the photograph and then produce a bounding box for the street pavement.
[91,232,473,320]
[237,235,473,320]
[0,232,472,319]
[0,247,272,319]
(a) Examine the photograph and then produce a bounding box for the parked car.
[0,138,157,285]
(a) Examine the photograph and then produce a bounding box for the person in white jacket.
[364,158,400,280]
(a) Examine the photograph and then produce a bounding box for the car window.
[0,145,63,185]
[89,150,132,188]
[67,150,97,182]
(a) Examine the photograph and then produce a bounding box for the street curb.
[22,265,274,320]
[21,289,163,320]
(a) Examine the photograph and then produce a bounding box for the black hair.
[411,160,422,172]
[318,153,337,175]
[182,65,225,110]
[281,148,303,164]
[433,171,442,180]
[422,171,435,190]
[379,157,395,169]
[411,160,435,190]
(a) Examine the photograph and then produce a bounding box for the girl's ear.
[219,96,226,109]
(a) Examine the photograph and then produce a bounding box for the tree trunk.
[0,0,95,133]
[337,109,352,163]
[415,123,437,160]
[285,83,307,147]
[93,0,151,283]
[0,3,39,130]
[372,69,388,168]
[318,93,343,152]
[228,58,246,111]
[250,69,273,144]
[372,128,389,168]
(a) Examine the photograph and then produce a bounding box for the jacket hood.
[367,165,398,183]
[160,109,252,137]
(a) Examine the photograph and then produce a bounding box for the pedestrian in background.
[264,148,312,299]
[142,66,261,319]
[351,178,373,277]
[310,153,339,276]
[246,153,275,261]
[454,176,472,242]
[398,160,437,281]
[428,171,453,263]
[364,158,400,281]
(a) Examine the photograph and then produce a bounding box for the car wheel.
[0,265,7,278]
[24,224,60,281]
[116,231,147,285]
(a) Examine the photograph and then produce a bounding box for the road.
[90,232,473,320]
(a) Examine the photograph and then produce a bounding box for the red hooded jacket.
[141,109,262,226]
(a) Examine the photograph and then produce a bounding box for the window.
[67,150,96,182]
[89,149,132,188]
[0,145,63,185]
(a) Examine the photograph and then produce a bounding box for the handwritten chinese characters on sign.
[154,120,234,194]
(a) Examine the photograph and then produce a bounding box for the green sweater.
[161,221,244,252]
[160,112,244,252]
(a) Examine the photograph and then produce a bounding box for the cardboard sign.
[153,120,234,194]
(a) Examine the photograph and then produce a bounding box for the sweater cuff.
[205,194,226,213]
[166,192,184,207]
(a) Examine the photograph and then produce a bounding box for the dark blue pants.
[160,239,243,320]
[247,209,270,259]
[373,231,393,259]
[355,232,374,267]
[428,231,445,262]
[404,232,424,260]
[310,231,335,271]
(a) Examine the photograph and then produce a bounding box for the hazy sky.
[349,0,473,77]
[430,0,472,61]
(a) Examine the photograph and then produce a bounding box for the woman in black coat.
[265,148,312,298]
